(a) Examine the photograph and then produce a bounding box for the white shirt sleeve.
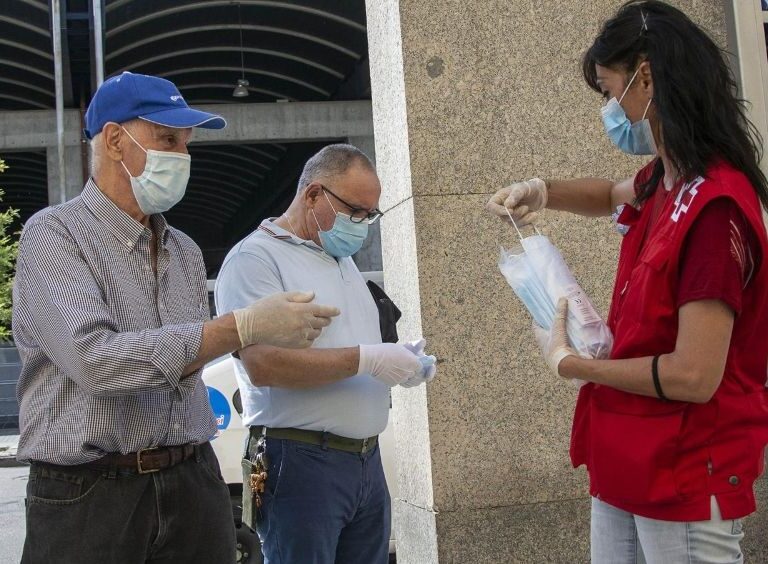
[214,250,284,316]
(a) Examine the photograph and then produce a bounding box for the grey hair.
[297,143,374,193]
[88,133,103,177]
[88,119,143,177]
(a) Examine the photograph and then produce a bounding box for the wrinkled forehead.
[331,164,381,206]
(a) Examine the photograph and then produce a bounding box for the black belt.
[250,426,378,454]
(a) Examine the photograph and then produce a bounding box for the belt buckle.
[360,437,369,454]
[137,446,161,474]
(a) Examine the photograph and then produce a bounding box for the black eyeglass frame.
[319,185,384,224]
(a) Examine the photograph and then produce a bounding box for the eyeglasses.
[320,185,384,224]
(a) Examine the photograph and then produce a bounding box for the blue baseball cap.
[84,72,226,139]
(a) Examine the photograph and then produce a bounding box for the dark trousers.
[254,437,391,564]
[22,442,236,564]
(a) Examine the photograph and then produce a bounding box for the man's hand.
[233,291,340,349]
[358,343,423,387]
[486,178,547,227]
[532,298,578,377]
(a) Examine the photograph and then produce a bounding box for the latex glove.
[486,178,547,227]
[233,291,340,349]
[400,355,437,388]
[402,338,426,357]
[532,298,578,377]
[359,343,423,387]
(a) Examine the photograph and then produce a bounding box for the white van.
[202,272,398,563]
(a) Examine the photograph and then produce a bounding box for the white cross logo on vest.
[671,177,705,223]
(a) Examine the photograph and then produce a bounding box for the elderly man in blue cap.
[13,72,339,563]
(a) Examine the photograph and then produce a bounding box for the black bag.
[366,280,401,344]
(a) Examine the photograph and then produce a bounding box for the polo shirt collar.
[260,218,325,253]
[82,178,169,249]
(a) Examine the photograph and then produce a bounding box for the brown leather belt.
[87,443,198,474]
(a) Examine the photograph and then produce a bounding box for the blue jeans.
[591,496,744,564]
[255,437,390,564]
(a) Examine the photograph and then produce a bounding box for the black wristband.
[652,355,668,401]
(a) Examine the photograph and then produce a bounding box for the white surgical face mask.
[120,127,191,215]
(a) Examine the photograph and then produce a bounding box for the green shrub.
[0,159,19,341]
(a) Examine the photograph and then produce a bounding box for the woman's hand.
[533,298,579,377]
[555,300,734,403]
[486,178,547,226]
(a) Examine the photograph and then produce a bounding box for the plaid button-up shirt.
[13,179,216,465]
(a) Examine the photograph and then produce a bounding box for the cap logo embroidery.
[170,95,183,102]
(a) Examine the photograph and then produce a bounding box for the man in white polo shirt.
[215,144,435,564]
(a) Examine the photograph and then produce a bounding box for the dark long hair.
[583,0,768,209]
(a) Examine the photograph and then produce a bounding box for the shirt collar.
[260,218,325,253]
[81,178,169,249]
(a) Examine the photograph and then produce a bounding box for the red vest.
[570,160,768,521]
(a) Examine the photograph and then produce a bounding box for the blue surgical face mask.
[120,127,191,215]
[312,191,369,258]
[600,67,657,156]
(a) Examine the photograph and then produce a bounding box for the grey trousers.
[591,496,744,564]
[21,442,236,564]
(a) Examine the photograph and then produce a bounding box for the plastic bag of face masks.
[498,228,613,362]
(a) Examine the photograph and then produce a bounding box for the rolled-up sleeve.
[15,218,203,396]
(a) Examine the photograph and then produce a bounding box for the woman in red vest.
[487,1,768,562]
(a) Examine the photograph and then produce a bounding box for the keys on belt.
[248,437,269,508]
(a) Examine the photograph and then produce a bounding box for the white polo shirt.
[214,219,389,439]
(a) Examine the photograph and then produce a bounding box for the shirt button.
[729,475,740,486]
[172,423,181,431]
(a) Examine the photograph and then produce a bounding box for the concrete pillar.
[365,1,746,562]
[46,144,84,204]
[349,135,383,273]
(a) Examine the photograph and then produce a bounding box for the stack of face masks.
[498,223,613,361]
[400,339,437,388]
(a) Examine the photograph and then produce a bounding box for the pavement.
[0,462,27,563]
